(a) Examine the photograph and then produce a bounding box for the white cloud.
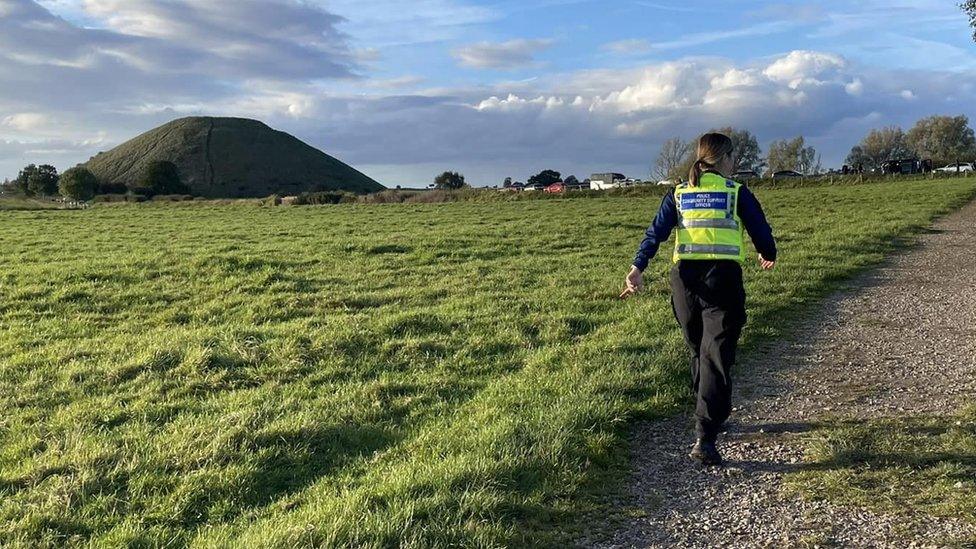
[453,39,554,70]
[476,94,567,111]
[710,68,764,90]
[845,78,864,96]
[80,0,356,79]
[2,112,50,131]
[763,50,847,88]
[14,0,358,82]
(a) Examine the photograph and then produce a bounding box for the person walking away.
[620,132,777,465]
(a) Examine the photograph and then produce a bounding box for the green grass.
[0,178,974,547]
[785,407,976,544]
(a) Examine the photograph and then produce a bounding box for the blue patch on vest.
[680,192,729,211]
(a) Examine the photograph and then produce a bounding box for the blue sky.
[2,0,975,187]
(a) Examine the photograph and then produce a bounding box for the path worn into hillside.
[586,199,976,548]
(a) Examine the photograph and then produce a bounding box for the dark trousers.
[670,260,747,442]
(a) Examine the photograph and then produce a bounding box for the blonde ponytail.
[689,159,706,187]
[688,133,734,187]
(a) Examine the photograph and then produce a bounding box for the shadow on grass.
[165,424,402,531]
[240,424,399,509]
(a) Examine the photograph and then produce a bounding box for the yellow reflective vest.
[673,172,746,263]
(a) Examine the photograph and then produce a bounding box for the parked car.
[657,179,679,186]
[731,170,760,180]
[771,170,804,179]
[935,162,974,173]
[882,158,932,175]
[544,183,565,194]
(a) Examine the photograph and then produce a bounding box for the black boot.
[689,438,723,466]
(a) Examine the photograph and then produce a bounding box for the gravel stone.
[584,200,976,548]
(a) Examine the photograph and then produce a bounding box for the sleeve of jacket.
[737,186,777,261]
[633,190,679,271]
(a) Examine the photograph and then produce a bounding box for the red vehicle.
[544,182,565,194]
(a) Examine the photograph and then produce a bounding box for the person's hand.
[620,266,644,299]
[759,254,775,270]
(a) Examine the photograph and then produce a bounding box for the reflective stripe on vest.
[678,219,740,230]
[676,244,741,256]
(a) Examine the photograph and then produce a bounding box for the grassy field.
[1,178,975,547]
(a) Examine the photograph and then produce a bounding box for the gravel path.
[588,199,976,548]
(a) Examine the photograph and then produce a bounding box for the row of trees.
[12,164,60,196]
[504,171,582,189]
[2,161,190,201]
[3,164,100,201]
[654,115,976,181]
[436,169,582,190]
[9,165,54,195]
[846,116,976,171]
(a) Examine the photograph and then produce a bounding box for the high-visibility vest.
[673,172,746,263]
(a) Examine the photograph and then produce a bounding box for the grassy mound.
[83,117,383,198]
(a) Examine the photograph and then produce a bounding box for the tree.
[845,145,869,169]
[139,160,188,195]
[27,164,59,196]
[963,1,976,41]
[503,177,513,188]
[905,115,976,167]
[434,171,466,190]
[653,137,692,181]
[564,175,579,186]
[711,127,763,172]
[766,136,817,174]
[528,170,561,187]
[809,153,823,175]
[58,167,98,201]
[847,126,911,171]
[15,164,38,195]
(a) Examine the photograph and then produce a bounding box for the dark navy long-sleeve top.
[632,185,777,271]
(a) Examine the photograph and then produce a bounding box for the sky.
[1,0,975,188]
